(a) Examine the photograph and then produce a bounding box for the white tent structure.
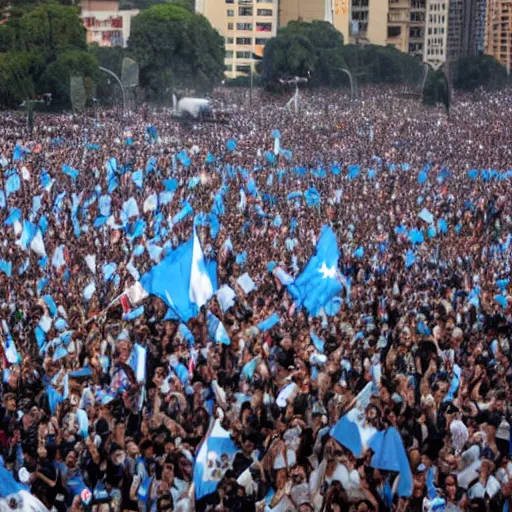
[174,97,211,119]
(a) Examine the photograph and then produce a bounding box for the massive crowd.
[0,85,511,512]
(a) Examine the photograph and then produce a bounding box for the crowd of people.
[0,85,510,512]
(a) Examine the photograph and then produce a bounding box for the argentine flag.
[0,464,50,511]
[140,230,215,321]
[330,382,377,457]
[194,420,238,500]
[189,229,214,309]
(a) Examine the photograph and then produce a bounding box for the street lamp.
[336,67,357,100]
[99,66,126,114]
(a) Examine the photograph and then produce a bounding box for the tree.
[423,69,450,111]
[0,52,36,107]
[120,0,194,10]
[38,49,98,105]
[261,21,344,87]
[128,3,224,98]
[14,2,86,61]
[340,44,423,85]
[453,54,508,91]
[260,35,316,87]
[0,1,96,106]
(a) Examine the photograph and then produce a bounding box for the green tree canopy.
[11,1,86,59]
[261,21,344,87]
[260,35,316,86]
[453,54,508,91]
[38,49,98,105]
[120,0,194,10]
[128,3,224,97]
[0,1,95,106]
[340,44,423,85]
[423,69,450,111]
[0,52,36,107]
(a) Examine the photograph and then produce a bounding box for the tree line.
[0,0,222,109]
[0,1,508,109]
[259,20,509,106]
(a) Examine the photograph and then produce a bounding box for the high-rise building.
[348,0,388,46]
[462,0,479,55]
[485,0,512,73]
[410,0,427,58]
[386,0,412,54]
[448,0,479,59]
[279,0,387,47]
[195,0,278,78]
[424,0,449,69]
[475,0,487,52]
[447,0,465,59]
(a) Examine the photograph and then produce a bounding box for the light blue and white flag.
[0,259,12,278]
[189,229,214,309]
[216,285,236,313]
[330,384,377,457]
[194,419,238,500]
[52,245,66,269]
[257,313,280,332]
[289,226,343,316]
[207,311,230,345]
[1,320,20,364]
[367,427,413,497]
[140,232,216,321]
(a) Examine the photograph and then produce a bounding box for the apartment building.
[278,0,324,26]
[447,0,465,58]
[386,0,426,58]
[485,0,512,73]
[447,0,479,59]
[347,0,388,45]
[475,0,487,52]
[196,0,278,78]
[278,0,386,47]
[423,0,449,69]
[80,0,138,47]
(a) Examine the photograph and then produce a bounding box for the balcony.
[388,0,410,9]
[388,12,409,23]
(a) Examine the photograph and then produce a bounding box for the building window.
[387,26,401,38]
[227,9,234,16]
[236,37,252,45]
[237,22,253,30]
[228,23,234,30]
[257,9,272,16]
[236,65,251,74]
[226,51,234,58]
[226,0,234,3]
[239,6,253,16]
[256,22,272,32]
[226,37,234,44]
[236,51,252,58]
[410,11,425,22]
[255,37,268,45]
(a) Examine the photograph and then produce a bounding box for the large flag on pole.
[288,225,343,316]
[139,230,215,321]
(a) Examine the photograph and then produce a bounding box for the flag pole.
[84,293,124,325]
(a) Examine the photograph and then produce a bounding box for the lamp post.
[336,67,357,100]
[99,66,126,114]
